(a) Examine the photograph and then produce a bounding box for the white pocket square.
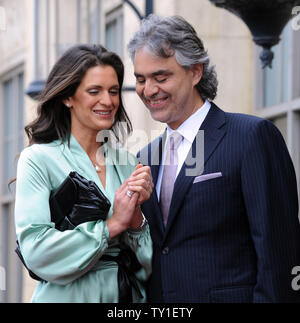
[193,172,222,184]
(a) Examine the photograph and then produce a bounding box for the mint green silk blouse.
[14,135,152,303]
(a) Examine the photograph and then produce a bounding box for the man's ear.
[191,64,203,86]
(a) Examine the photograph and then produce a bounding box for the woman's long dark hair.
[25,44,132,145]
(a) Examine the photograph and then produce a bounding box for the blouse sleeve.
[122,224,153,282]
[14,148,110,286]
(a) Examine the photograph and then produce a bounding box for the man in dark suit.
[127,14,300,302]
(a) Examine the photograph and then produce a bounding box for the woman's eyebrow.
[86,84,119,88]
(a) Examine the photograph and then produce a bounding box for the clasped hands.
[107,164,153,238]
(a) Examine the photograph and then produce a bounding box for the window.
[90,0,102,44]
[263,24,292,107]
[2,74,24,194]
[255,21,300,212]
[0,69,24,303]
[56,0,103,57]
[105,6,124,58]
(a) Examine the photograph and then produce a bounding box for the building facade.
[0,0,299,302]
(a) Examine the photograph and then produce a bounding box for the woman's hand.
[106,164,153,238]
[127,164,154,206]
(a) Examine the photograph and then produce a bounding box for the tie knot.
[169,132,182,151]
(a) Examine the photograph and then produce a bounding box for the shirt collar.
[166,99,211,144]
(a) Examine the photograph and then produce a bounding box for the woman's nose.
[99,91,113,106]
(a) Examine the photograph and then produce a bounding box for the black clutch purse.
[49,171,111,230]
[15,171,111,280]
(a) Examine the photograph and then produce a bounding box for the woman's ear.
[63,99,71,108]
[192,63,203,86]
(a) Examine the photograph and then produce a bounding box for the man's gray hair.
[128,14,218,101]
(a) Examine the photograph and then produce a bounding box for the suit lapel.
[164,103,227,237]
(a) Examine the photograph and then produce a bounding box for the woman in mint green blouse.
[14,44,153,303]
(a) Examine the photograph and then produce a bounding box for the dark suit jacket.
[138,103,300,303]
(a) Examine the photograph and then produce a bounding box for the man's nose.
[143,79,159,98]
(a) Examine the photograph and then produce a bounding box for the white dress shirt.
[156,99,211,200]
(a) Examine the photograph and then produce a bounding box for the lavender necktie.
[160,132,183,227]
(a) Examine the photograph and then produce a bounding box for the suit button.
[162,247,169,255]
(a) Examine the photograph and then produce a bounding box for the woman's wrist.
[129,207,143,228]
[106,216,127,239]
[128,210,147,233]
